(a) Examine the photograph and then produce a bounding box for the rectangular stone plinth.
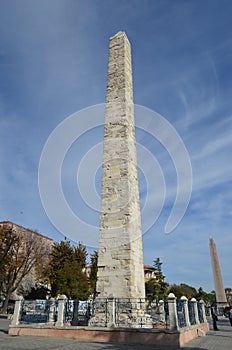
[8,323,209,347]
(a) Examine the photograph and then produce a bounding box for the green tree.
[145,258,169,302]
[168,284,183,299]
[47,241,73,296]
[169,283,197,299]
[55,260,89,299]
[74,243,88,268]
[196,287,215,304]
[153,258,163,280]
[47,241,90,300]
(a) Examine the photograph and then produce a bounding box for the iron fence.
[114,298,146,328]
[176,299,186,328]
[64,299,74,324]
[188,301,196,325]
[20,300,50,324]
[15,296,206,329]
[146,300,169,328]
[197,303,204,323]
[91,298,169,329]
[63,299,92,325]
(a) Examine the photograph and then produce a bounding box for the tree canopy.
[169,283,197,299]
[145,258,169,302]
[168,284,216,304]
[46,241,90,300]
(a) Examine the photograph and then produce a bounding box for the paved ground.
[184,318,232,349]
[0,318,231,349]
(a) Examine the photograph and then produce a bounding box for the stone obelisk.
[209,237,227,306]
[96,31,145,300]
[89,32,148,328]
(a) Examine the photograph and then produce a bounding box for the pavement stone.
[0,318,231,350]
[183,318,232,350]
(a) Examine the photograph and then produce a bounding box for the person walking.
[229,307,232,327]
[211,304,219,331]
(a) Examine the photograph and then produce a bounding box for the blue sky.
[0,0,231,292]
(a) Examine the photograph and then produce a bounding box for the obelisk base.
[89,298,152,328]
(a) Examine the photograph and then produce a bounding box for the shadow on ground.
[78,343,207,350]
[0,317,10,334]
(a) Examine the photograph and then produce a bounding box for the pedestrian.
[229,307,232,327]
[211,304,219,331]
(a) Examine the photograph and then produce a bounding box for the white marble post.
[180,295,190,327]
[158,300,166,323]
[108,298,116,327]
[56,294,67,327]
[11,296,23,326]
[48,297,55,323]
[168,293,178,330]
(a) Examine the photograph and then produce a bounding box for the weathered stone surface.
[95,32,145,301]
[209,237,228,306]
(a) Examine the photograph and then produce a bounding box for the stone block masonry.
[95,32,145,302]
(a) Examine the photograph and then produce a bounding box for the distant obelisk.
[209,237,227,306]
[96,32,145,300]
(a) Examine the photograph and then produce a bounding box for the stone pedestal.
[168,293,178,330]
[11,296,23,326]
[55,295,67,327]
[158,300,166,324]
[48,298,55,323]
[181,296,190,327]
[89,298,152,328]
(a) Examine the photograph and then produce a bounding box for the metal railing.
[188,301,196,325]
[64,300,91,326]
[197,302,204,323]
[176,299,186,328]
[20,300,50,324]
[91,298,169,328]
[13,294,208,330]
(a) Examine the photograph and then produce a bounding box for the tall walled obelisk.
[96,31,145,300]
[209,237,227,306]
